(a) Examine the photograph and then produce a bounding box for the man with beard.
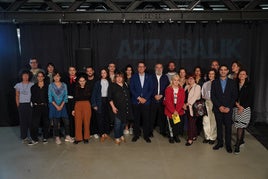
[166,61,177,82]
[86,66,99,139]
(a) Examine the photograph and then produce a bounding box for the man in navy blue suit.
[130,61,153,143]
[150,63,169,137]
[211,65,238,153]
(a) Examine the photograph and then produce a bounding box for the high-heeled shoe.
[185,140,193,146]
[73,140,81,144]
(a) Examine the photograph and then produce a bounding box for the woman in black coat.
[233,69,253,154]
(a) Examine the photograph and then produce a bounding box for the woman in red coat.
[164,75,185,143]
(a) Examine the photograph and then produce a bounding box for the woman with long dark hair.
[72,75,92,144]
[91,68,111,142]
[233,69,252,154]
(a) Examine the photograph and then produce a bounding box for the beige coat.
[185,84,201,116]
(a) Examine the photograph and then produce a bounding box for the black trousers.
[53,118,70,137]
[168,118,179,137]
[133,104,150,139]
[67,99,75,137]
[90,107,99,135]
[150,102,166,135]
[30,105,49,141]
[178,114,187,136]
[96,97,110,135]
[18,103,32,139]
[214,111,233,146]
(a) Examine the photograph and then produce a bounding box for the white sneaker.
[55,137,61,145]
[28,140,38,146]
[94,134,99,139]
[22,138,29,144]
[124,129,130,135]
[129,128,133,135]
[65,136,74,143]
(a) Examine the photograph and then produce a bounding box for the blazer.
[91,80,111,113]
[130,73,153,105]
[185,84,201,117]
[151,74,170,103]
[237,81,253,109]
[164,86,185,118]
[211,78,238,113]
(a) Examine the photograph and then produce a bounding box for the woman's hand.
[72,110,75,116]
[112,107,118,114]
[93,106,98,111]
[173,111,179,116]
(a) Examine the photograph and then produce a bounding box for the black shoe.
[213,143,223,150]
[174,137,181,143]
[73,140,81,144]
[234,146,240,154]
[144,138,151,143]
[209,140,215,145]
[149,133,154,138]
[132,136,139,142]
[193,137,197,141]
[84,139,89,144]
[169,138,174,144]
[226,146,232,153]
[203,139,210,143]
[185,140,193,146]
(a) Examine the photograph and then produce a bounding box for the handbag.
[193,98,207,117]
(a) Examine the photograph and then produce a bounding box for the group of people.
[14,58,252,154]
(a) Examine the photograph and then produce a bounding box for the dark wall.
[0,22,267,126]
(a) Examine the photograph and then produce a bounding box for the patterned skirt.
[233,107,251,128]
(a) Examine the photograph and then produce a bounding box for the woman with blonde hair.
[164,75,185,143]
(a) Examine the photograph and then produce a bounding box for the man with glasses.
[130,61,153,143]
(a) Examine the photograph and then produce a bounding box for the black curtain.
[1,22,267,125]
[0,24,20,126]
[19,24,66,72]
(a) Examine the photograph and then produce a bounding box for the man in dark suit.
[211,65,238,153]
[150,63,169,137]
[130,61,153,143]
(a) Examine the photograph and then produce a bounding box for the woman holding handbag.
[164,75,185,144]
[183,74,201,146]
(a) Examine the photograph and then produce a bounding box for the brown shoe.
[100,136,106,142]
[120,136,126,143]
[115,139,121,145]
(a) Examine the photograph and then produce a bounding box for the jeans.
[52,118,70,137]
[114,117,125,139]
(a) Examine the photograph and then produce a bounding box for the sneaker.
[28,140,38,146]
[22,138,29,144]
[234,146,240,154]
[129,128,133,135]
[94,134,99,139]
[55,137,61,145]
[65,135,74,143]
[43,139,48,144]
[239,141,245,147]
[124,129,130,135]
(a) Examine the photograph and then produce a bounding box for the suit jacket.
[164,86,185,118]
[130,73,153,105]
[185,84,201,116]
[151,74,170,103]
[211,78,238,113]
